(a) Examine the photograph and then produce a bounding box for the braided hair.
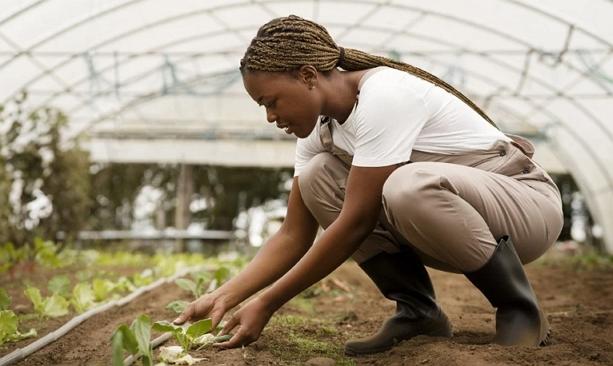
[240,15,497,128]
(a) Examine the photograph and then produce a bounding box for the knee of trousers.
[382,163,457,225]
[298,153,348,224]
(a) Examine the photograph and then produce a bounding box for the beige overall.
[297,109,564,273]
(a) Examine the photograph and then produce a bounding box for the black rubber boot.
[465,236,551,346]
[344,248,452,355]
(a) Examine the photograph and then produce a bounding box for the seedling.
[152,318,231,351]
[174,272,209,300]
[165,300,189,314]
[0,310,36,345]
[111,314,153,366]
[174,267,232,300]
[72,282,96,313]
[47,275,71,297]
[24,286,70,318]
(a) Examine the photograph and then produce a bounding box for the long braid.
[241,15,497,128]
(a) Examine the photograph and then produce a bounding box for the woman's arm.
[258,165,398,311]
[214,177,319,309]
[215,164,398,348]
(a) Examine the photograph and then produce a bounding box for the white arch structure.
[0,0,612,250]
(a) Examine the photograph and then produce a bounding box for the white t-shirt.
[294,66,511,176]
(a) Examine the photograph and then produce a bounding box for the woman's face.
[242,70,322,138]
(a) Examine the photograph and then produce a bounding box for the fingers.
[210,308,225,330]
[173,303,194,324]
[218,314,239,336]
[214,327,254,349]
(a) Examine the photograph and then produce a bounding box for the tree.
[0,92,91,245]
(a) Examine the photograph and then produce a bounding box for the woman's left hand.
[214,296,275,349]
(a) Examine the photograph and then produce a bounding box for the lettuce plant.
[71,282,96,313]
[0,310,36,345]
[47,275,71,297]
[165,300,189,314]
[24,286,70,318]
[174,274,207,300]
[152,318,230,352]
[92,278,116,302]
[111,314,153,366]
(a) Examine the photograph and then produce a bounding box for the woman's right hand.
[172,292,232,329]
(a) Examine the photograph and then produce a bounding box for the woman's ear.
[297,65,318,89]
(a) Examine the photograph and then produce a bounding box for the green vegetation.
[0,310,36,346]
[0,92,91,245]
[536,249,613,270]
[267,314,354,366]
[112,314,154,366]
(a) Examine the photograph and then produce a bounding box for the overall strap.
[319,116,353,167]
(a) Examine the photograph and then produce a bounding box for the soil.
[5,255,613,365]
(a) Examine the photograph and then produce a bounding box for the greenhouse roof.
[1,0,612,250]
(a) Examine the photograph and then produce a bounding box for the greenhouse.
[1,1,613,365]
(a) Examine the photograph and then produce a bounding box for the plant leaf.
[72,283,96,313]
[33,238,62,268]
[114,324,138,355]
[111,327,126,366]
[214,267,231,285]
[175,331,191,351]
[92,278,115,302]
[131,314,152,365]
[0,310,36,345]
[43,294,70,317]
[48,275,71,297]
[0,310,18,345]
[0,288,10,310]
[174,279,197,298]
[165,300,189,314]
[186,318,212,339]
[152,320,181,333]
[24,286,44,314]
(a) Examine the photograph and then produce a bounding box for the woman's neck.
[321,69,368,124]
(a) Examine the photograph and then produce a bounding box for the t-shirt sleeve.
[293,120,325,177]
[352,72,429,167]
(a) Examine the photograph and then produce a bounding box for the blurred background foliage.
[1,92,292,247]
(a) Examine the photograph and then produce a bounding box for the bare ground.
[7,255,613,365]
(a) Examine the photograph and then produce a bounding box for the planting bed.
[3,251,613,365]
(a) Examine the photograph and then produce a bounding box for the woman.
[174,15,563,355]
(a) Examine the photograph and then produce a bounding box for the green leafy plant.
[174,273,209,300]
[111,314,153,366]
[165,300,189,314]
[214,266,231,285]
[71,282,96,313]
[152,318,230,351]
[0,243,29,274]
[24,286,70,318]
[48,275,71,297]
[92,278,116,302]
[33,238,63,268]
[0,288,10,310]
[0,310,36,345]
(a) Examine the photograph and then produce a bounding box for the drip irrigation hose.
[0,265,209,366]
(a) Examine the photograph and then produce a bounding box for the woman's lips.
[277,123,292,134]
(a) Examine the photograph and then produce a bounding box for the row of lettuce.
[0,239,244,348]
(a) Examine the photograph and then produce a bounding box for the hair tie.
[337,47,345,67]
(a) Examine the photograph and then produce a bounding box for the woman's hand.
[173,292,231,329]
[214,296,275,349]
